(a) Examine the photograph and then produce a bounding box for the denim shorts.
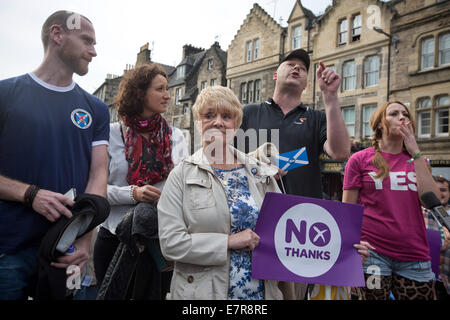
[363,250,435,283]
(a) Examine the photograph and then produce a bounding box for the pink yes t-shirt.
[343,147,430,261]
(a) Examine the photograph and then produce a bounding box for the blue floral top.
[212,166,264,300]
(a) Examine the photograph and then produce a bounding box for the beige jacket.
[157,147,286,300]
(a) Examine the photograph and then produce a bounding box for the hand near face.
[317,61,341,95]
[384,103,419,156]
[398,120,420,157]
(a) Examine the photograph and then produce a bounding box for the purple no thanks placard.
[426,229,442,279]
[252,192,365,287]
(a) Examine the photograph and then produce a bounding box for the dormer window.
[292,26,302,50]
[177,65,186,79]
[175,88,182,105]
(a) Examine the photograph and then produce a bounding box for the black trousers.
[435,280,450,300]
[93,227,120,287]
[94,226,172,300]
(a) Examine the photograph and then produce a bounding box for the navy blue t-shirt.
[0,73,110,254]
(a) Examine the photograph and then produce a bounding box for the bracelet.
[24,185,40,208]
[130,185,138,204]
[407,152,421,163]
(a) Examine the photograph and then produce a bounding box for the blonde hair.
[370,101,415,179]
[192,86,243,128]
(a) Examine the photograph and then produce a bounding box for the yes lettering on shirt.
[368,171,417,191]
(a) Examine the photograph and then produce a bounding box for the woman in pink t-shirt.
[343,101,439,300]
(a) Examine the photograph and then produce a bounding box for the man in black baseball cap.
[279,48,311,71]
[237,51,350,299]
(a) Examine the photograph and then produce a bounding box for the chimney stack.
[182,44,204,60]
[136,43,152,67]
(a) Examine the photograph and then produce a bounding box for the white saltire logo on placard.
[274,202,341,278]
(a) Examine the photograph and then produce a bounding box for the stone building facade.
[225,0,450,196]
[312,0,395,140]
[193,42,228,150]
[226,3,285,105]
[167,44,205,152]
[389,0,450,175]
[309,0,397,197]
[196,42,228,94]
[93,73,123,123]
[91,0,450,184]
[166,43,227,153]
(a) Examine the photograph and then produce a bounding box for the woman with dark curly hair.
[93,64,188,296]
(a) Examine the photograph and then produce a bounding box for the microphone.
[421,191,450,231]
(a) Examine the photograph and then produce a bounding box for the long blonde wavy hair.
[370,101,416,180]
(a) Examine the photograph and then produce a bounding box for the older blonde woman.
[157,86,293,300]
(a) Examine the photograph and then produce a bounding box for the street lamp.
[373,27,399,48]
[373,27,399,101]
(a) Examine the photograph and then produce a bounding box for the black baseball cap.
[280,49,310,71]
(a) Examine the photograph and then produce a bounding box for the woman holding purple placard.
[157,86,295,300]
[343,101,439,300]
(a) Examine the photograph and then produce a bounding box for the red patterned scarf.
[122,114,173,186]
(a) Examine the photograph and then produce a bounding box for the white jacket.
[157,147,286,300]
[103,122,188,234]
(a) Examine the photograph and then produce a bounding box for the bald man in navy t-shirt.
[0,10,109,300]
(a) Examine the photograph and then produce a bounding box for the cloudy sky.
[0,0,331,93]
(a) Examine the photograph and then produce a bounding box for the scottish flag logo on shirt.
[275,147,309,171]
[71,108,92,129]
